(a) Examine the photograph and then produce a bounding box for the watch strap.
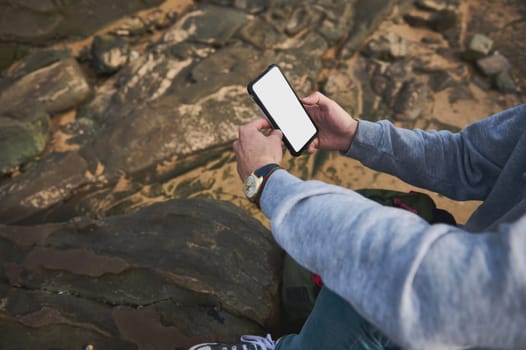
[253,163,283,208]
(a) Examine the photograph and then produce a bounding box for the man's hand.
[302,91,358,153]
[233,118,284,182]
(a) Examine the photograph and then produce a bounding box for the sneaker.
[189,334,278,350]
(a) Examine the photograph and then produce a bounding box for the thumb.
[269,129,283,140]
[302,91,323,105]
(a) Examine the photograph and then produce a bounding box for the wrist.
[339,118,359,152]
[244,163,284,208]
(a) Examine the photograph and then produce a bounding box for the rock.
[362,32,408,61]
[0,152,92,224]
[0,109,50,174]
[405,9,458,33]
[0,0,163,45]
[0,198,283,349]
[394,79,429,121]
[463,34,493,61]
[415,0,448,11]
[317,2,354,45]
[285,7,311,36]
[323,66,360,115]
[341,0,396,58]
[495,71,517,93]
[233,0,268,14]
[91,34,130,74]
[114,16,147,36]
[0,58,91,115]
[428,9,458,32]
[238,17,284,49]
[427,69,453,92]
[4,49,71,80]
[163,5,248,46]
[477,52,511,77]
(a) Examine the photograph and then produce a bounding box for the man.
[190,92,526,350]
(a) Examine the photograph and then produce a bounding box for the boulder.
[0,58,91,115]
[0,109,50,174]
[393,79,429,121]
[163,5,249,46]
[91,35,130,75]
[463,34,493,61]
[0,152,93,224]
[477,52,511,77]
[0,0,163,45]
[4,49,71,80]
[495,71,517,93]
[0,198,283,349]
[341,0,396,58]
[362,32,408,61]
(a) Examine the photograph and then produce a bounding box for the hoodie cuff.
[341,119,384,160]
[260,170,302,219]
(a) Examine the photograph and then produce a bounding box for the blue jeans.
[276,287,400,350]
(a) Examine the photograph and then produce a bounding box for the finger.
[269,129,283,140]
[308,138,319,153]
[247,118,272,131]
[302,91,324,105]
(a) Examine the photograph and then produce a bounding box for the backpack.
[280,189,456,330]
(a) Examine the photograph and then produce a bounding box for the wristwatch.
[244,163,283,206]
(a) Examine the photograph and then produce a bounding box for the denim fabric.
[276,287,400,350]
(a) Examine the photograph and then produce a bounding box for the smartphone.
[247,64,318,156]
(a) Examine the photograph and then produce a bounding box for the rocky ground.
[0,0,525,348]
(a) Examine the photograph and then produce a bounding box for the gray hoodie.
[260,104,526,350]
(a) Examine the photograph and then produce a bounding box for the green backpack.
[280,189,456,330]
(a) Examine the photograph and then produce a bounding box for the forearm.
[261,170,526,349]
[345,105,526,201]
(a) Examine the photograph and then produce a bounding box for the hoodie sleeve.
[260,171,526,350]
[344,104,526,201]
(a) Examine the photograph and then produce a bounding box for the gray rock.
[0,58,91,115]
[394,79,429,121]
[495,71,517,93]
[238,17,284,49]
[463,34,493,61]
[91,34,130,74]
[317,1,354,45]
[4,49,71,80]
[362,32,408,61]
[0,152,92,224]
[0,0,163,45]
[341,0,396,58]
[0,109,50,174]
[233,0,268,14]
[477,53,512,77]
[0,198,283,348]
[163,5,248,46]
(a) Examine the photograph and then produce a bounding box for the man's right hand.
[302,91,358,153]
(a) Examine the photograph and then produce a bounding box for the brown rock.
[0,198,283,349]
[0,58,91,115]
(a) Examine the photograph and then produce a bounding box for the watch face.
[244,174,259,199]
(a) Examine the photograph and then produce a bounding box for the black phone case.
[247,64,318,157]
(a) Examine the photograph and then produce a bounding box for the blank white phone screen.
[252,66,317,153]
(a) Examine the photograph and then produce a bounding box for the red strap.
[311,273,323,288]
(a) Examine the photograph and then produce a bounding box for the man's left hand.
[233,118,284,182]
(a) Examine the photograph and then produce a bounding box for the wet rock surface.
[0,198,283,349]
